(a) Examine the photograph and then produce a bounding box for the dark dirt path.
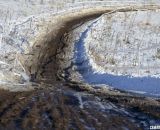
[0,88,148,130]
[0,84,159,130]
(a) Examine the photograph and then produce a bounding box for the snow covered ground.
[85,9,160,78]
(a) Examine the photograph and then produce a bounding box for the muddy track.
[0,88,154,130]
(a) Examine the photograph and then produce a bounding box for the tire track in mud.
[0,88,150,130]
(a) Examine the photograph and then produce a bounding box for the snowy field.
[85,9,160,77]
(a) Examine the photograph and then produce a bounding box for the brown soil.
[0,88,142,130]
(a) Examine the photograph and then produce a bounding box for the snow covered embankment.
[85,9,160,78]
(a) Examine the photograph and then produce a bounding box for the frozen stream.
[73,19,160,98]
